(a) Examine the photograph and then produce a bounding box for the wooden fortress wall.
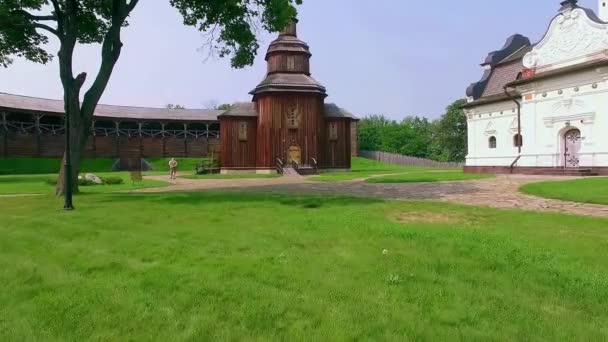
[0,131,219,159]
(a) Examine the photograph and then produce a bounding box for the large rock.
[84,173,103,185]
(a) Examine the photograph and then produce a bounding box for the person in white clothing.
[168,158,178,179]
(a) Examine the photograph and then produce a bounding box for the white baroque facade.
[464,1,608,173]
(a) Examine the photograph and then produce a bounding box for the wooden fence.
[360,151,463,168]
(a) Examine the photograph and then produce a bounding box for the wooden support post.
[183,123,188,157]
[138,122,143,157]
[115,121,120,158]
[161,123,166,158]
[1,112,7,158]
[34,114,41,157]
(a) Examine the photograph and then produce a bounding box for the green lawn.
[0,157,208,175]
[1,191,607,340]
[0,157,115,175]
[521,177,608,205]
[0,172,169,195]
[367,171,494,183]
[310,157,460,182]
[181,173,281,180]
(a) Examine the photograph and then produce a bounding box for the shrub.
[78,178,96,186]
[101,176,124,185]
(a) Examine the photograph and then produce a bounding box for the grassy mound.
[310,157,460,182]
[521,177,608,205]
[366,171,494,183]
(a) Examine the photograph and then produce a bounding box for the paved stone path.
[140,174,608,218]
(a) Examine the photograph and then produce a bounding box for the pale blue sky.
[0,0,599,119]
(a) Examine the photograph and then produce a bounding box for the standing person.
[168,158,178,179]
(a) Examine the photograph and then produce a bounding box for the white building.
[464,0,608,175]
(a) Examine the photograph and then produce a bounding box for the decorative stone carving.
[523,8,608,70]
[484,121,496,136]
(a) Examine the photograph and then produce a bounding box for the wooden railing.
[276,158,284,175]
[311,157,318,173]
[360,151,464,168]
[3,120,220,138]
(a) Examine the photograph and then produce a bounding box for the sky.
[0,0,600,120]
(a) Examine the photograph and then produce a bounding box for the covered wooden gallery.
[219,19,358,173]
[0,92,222,160]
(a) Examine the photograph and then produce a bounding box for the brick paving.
[140,174,608,218]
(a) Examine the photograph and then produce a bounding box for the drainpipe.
[503,85,522,171]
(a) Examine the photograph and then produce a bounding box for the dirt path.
[139,174,608,218]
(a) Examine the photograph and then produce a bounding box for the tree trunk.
[55,120,87,196]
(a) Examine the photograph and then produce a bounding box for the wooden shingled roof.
[0,92,223,122]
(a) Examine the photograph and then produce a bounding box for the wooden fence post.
[1,112,6,158]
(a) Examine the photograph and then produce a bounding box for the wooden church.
[218,19,358,174]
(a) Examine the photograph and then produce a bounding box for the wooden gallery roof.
[0,92,223,123]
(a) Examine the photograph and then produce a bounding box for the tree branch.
[127,0,140,13]
[18,10,57,21]
[33,23,59,36]
[81,0,139,119]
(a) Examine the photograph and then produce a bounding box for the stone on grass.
[84,173,103,185]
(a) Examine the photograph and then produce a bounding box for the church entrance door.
[564,128,581,168]
[287,145,301,165]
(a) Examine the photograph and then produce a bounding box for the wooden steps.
[295,165,319,176]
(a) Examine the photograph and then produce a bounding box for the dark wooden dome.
[250,19,326,97]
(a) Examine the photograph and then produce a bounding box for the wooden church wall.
[319,118,352,169]
[255,94,323,168]
[219,117,257,168]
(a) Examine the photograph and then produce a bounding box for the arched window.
[489,136,497,149]
[513,134,523,147]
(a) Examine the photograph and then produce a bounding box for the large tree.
[433,99,467,162]
[0,0,301,195]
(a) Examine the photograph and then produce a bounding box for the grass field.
[367,171,494,183]
[310,157,460,182]
[0,172,169,195]
[1,191,607,340]
[181,173,281,180]
[521,177,608,205]
[0,157,208,175]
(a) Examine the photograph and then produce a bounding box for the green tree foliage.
[166,104,186,110]
[0,0,302,195]
[358,99,468,162]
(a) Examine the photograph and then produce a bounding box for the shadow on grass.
[100,191,384,209]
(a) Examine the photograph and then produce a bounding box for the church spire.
[280,18,298,37]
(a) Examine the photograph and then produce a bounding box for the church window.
[329,122,338,141]
[287,56,296,71]
[287,106,299,129]
[513,134,523,147]
[238,121,248,141]
[489,136,497,149]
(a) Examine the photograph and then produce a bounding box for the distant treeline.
[358,99,467,163]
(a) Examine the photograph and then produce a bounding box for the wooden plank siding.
[0,131,218,159]
[219,117,258,169]
[255,94,323,168]
[319,118,352,169]
[267,54,310,75]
